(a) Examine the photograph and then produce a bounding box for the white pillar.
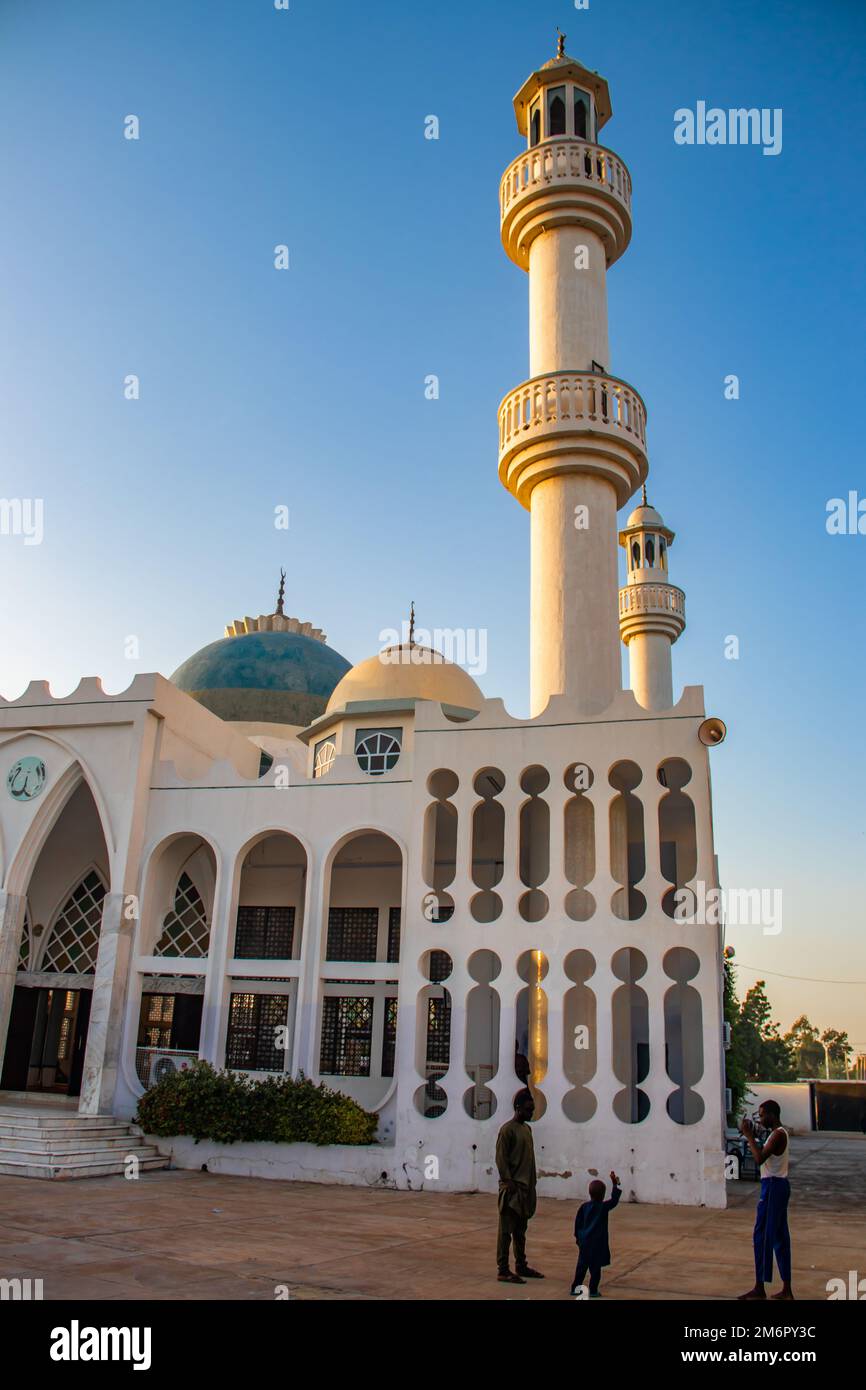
[528,227,610,375]
[530,472,621,715]
[79,893,135,1115]
[0,892,27,1079]
[628,631,674,710]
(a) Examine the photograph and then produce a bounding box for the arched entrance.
[1,781,109,1096]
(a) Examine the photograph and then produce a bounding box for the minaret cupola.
[514,33,611,147]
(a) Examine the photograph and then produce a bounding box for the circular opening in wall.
[468,948,501,983]
[663,946,700,983]
[427,768,459,800]
[470,890,502,923]
[609,759,642,792]
[520,764,549,795]
[564,762,594,793]
[611,946,648,983]
[612,886,646,921]
[518,889,548,922]
[421,889,454,924]
[662,885,695,921]
[613,1087,650,1123]
[463,1084,497,1120]
[414,1082,447,1118]
[562,1087,597,1123]
[565,887,596,922]
[564,948,596,985]
[657,757,692,790]
[473,767,505,797]
[667,1090,705,1125]
[516,949,549,983]
[419,948,453,982]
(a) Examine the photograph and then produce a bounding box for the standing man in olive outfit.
[495,1088,544,1284]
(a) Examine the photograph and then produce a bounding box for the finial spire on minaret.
[556,28,566,58]
[275,568,286,617]
[408,600,416,646]
[641,482,648,507]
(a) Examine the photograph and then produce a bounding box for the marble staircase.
[0,1095,169,1179]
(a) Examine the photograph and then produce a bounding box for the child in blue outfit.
[571,1171,621,1298]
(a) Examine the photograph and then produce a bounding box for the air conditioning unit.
[722,1021,732,1050]
[150,1051,194,1085]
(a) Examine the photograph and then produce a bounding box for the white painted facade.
[0,48,728,1206]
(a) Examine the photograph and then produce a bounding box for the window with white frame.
[354,727,401,776]
[313,737,337,778]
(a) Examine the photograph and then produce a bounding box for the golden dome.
[325,644,483,714]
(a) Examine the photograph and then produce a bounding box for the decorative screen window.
[428,949,452,983]
[326,907,379,961]
[41,870,106,974]
[139,993,175,1049]
[154,872,210,958]
[225,992,289,1071]
[313,737,337,778]
[381,997,398,1077]
[354,727,401,776]
[386,907,401,963]
[234,905,295,959]
[18,907,31,971]
[425,991,452,1068]
[56,991,78,1064]
[319,996,373,1076]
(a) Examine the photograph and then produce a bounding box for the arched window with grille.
[154,872,210,958]
[40,869,106,974]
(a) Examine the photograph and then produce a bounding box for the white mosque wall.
[0,679,727,1208]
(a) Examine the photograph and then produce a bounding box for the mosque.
[0,44,728,1204]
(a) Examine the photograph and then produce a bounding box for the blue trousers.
[753,1177,791,1283]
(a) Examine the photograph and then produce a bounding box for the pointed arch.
[3,736,116,897]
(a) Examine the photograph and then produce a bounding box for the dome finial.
[408,600,416,647]
[556,27,566,58]
[275,568,286,617]
[641,482,648,507]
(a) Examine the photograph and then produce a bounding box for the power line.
[735,961,866,986]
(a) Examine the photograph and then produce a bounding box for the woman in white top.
[737,1100,794,1300]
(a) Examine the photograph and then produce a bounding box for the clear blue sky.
[1,0,864,1048]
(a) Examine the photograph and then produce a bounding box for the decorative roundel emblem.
[7,757,47,802]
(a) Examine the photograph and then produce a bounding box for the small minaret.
[498,39,647,715]
[618,488,685,709]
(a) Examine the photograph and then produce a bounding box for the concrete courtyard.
[0,1133,863,1301]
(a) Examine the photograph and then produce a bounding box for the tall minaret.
[498,41,647,715]
[618,488,686,709]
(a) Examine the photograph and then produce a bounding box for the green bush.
[136,1061,378,1146]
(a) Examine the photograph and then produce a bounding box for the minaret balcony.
[619,581,686,643]
[498,371,647,509]
[500,140,632,268]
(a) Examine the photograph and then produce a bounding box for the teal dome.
[171,630,351,727]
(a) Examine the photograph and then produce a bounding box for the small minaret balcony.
[498,370,648,510]
[500,140,632,270]
[618,581,686,646]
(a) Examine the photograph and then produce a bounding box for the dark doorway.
[0,985,92,1096]
[0,987,39,1090]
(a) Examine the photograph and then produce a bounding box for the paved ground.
[0,1134,863,1301]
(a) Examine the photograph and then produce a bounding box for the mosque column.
[0,892,27,1079]
[79,892,135,1115]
